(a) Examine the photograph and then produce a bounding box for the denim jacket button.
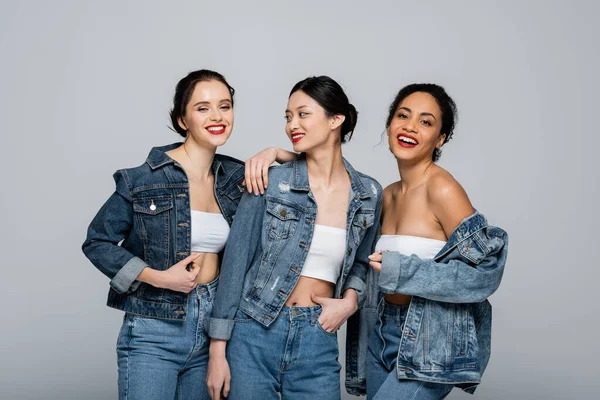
[362,219,367,227]
[347,247,352,255]
[280,209,287,217]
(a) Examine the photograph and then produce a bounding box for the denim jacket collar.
[290,154,372,200]
[145,142,227,177]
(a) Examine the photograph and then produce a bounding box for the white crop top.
[375,235,446,259]
[190,210,230,253]
[300,224,346,284]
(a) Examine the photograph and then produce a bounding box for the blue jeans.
[116,279,218,400]
[227,305,341,400]
[366,301,454,400]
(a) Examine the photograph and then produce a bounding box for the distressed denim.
[117,279,218,400]
[226,306,341,400]
[366,301,453,399]
[345,212,508,395]
[82,143,245,319]
[208,155,383,340]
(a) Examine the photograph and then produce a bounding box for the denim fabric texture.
[345,212,508,395]
[208,155,383,340]
[82,143,245,320]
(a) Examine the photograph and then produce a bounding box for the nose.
[209,108,223,122]
[403,117,417,133]
[288,116,299,132]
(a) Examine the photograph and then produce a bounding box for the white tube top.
[375,235,446,259]
[300,224,346,284]
[190,210,230,253]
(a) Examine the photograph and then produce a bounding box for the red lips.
[206,124,226,135]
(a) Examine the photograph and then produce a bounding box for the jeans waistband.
[378,298,409,318]
[280,305,322,323]
[190,277,218,299]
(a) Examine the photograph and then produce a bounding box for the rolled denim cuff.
[343,275,366,308]
[379,252,402,293]
[109,256,147,294]
[208,317,235,340]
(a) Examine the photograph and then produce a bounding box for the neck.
[181,138,216,180]
[305,144,346,189]
[397,157,435,191]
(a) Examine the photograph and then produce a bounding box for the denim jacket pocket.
[132,195,173,271]
[266,198,301,240]
[351,211,375,245]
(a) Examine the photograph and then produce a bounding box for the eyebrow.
[398,106,437,120]
[285,105,309,113]
[192,99,232,107]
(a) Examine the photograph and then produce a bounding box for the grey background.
[1,0,598,399]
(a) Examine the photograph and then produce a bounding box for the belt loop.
[310,306,318,325]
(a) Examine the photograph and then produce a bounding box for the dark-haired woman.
[82,69,295,400]
[350,84,508,399]
[206,76,383,400]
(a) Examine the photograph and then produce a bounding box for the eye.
[220,105,231,111]
[198,107,209,112]
[284,115,291,122]
[421,120,432,126]
[397,113,408,119]
[299,112,308,117]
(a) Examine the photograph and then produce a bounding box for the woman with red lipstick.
[206,76,382,400]
[82,69,295,400]
[351,84,508,399]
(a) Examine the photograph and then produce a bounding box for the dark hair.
[169,69,235,137]
[289,76,358,143]
[385,83,457,162]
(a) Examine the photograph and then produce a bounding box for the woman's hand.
[244,147,297,195]
[368,250,383,272]
[244,147,278,195]
[156,253,202,293]
[207,339,231,399]
[311,290,358,333]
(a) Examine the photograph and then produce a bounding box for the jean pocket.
[316,319,338,337]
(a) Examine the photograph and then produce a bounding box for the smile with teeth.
[206,125,226,135]
[291,132,305,143]
[397,134,418,146]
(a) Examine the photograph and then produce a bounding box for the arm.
[82,170,201,294]
[343,191,383,308]
[207,190,266,399]
[82,170,149,294]
[378,227,508,303]
[207,190,266,340]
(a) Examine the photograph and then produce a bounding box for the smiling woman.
[81,69,296,400]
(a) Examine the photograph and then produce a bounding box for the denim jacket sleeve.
[208,191,265,340]
[82,170,148,295]
[379,226,508,303]
[342,194,383,308]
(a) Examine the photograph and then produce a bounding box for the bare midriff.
[285,276,335,306]
[384,293,412,306]
[191,252,220,284]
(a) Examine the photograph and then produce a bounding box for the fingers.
[369,260,382,272]
[223,374,231,398]
[261,163,269,190]
[311,292,326,305]
[181,252,201,266]
[244,159,255,194]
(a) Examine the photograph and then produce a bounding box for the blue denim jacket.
[345,212,508,395]
[82,143,245,320]
[207,156,383,340]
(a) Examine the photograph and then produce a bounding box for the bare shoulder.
[383,181,400,202]
[427,166,474,234]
